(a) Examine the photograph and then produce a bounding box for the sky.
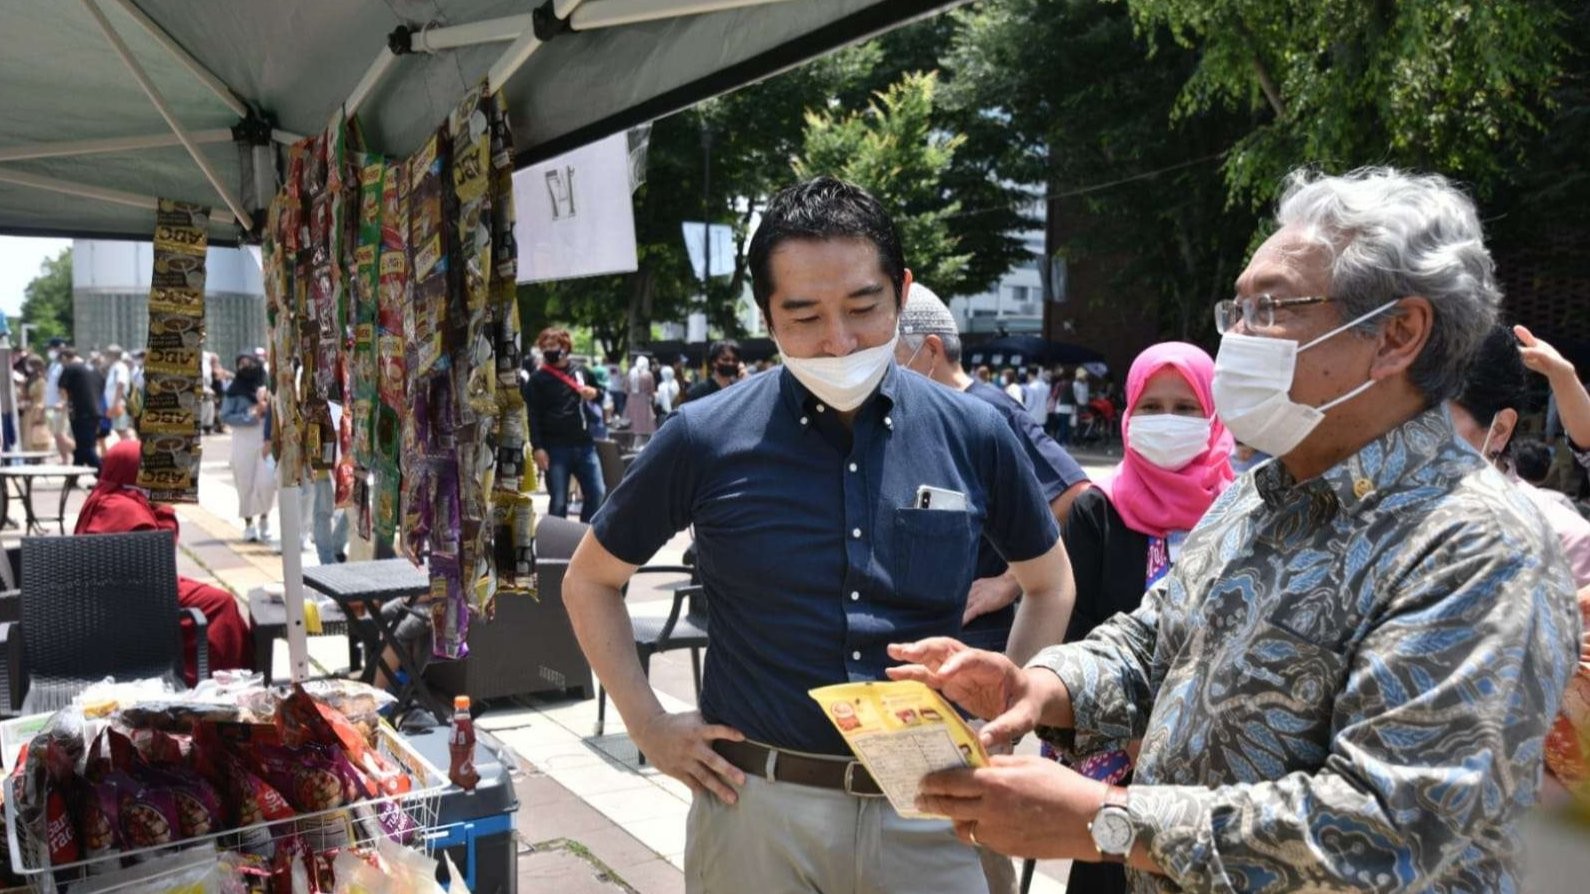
[0,235,72,319]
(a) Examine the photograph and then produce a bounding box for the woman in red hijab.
[1046,342,1235,894]
[74,439,253,685]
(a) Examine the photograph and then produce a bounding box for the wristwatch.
[1088,786,1135,864]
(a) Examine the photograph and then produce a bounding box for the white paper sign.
[515,133,638,283]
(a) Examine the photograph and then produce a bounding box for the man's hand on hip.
[632,710,747,804]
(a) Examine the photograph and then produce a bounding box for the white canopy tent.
[0,0,966,243]
[0,0,968,683]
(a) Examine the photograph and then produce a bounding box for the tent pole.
[487,1,595,94]
[277,484,310,683]
[0,167,235,224]
[570,0,796,31]
[410,15,533,52]
[0,129,233,163]
[103,0,250,119]
[80,0,254,233]
[344,48,399,120]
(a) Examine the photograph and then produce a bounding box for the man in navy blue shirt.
[564,177,1074,893]
[896,283,1090,653]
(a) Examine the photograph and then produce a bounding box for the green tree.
[1121,0,1571,205]
[794,71,976,294]
[946,0,1259,341]
[20,247,73,343]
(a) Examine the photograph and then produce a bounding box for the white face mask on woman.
[776,333,898,412]
[1211,301,1397,457]
[1128,414,1212,470]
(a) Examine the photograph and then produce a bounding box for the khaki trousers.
[685,773,989,894]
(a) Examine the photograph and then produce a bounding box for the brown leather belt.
[714,739,884,797]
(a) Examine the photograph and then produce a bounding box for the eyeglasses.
[1214,294,1332,333]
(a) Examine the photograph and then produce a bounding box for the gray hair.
[899,330,963,364]
[1275,166,1500,403]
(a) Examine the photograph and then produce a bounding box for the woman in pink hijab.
[1046,341,1234,894]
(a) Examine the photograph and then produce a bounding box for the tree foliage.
[946,0,1258,341]
[20,247,73,343]
[795,71,975,295]
[1120,0,1570,204]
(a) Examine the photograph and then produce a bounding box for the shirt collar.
[777,362,901,431]
[1254,405,1460,516]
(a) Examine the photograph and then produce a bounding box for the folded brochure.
[809,680,988,819]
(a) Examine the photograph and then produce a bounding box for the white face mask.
[1211,301,1397,458]
[777,333,898,411]
[1128,413,1212,470]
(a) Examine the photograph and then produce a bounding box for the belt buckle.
[843,761,883,798]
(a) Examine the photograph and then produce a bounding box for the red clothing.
[75,440,253,685]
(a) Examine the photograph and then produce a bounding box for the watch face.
[1092,807,1135,854]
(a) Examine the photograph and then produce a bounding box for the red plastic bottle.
[449,695,480,792]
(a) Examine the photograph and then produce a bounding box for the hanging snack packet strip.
[135,199,209,503]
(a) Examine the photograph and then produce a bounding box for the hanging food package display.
[135,199,210,502]
[260,85,535,662]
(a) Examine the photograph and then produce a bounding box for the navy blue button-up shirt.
[592,363,1059,754]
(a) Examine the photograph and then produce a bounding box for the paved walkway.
[2,431,1121,893]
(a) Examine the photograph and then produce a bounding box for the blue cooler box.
[403,725,520,894]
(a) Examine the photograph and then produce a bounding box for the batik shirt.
[1033,407,1581,892]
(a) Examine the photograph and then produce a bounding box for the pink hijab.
[1098,342,1235,538]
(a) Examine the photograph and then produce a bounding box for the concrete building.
[947,228,1048,337]
[71,239,267,363]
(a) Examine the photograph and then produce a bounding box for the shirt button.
[848,462,857,472]
[883,416,893,427]
[816,403,826,413]
[851,528,862,539]
[851,651,861,661]
[850,591,860,601]
[800,416,809,425]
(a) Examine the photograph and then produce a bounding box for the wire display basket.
[4,723,448,892]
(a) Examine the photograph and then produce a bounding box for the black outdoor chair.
[537,517,708,755]
[593,439,627,497]
[0,531,205,715]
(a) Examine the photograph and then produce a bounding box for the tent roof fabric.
[0,0,964,244]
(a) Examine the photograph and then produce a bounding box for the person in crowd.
[1449,325,1590,586]
[1057,341,1238,894]
[1516,324,1590,488]
[564,176,1074,894]
[606,360,628,421]
[890,167,1581,892]
[20,355,50,452]
[587,364,612,441]
[681,340,745,405]
[74,439,254,684]
[527,327,606,521]
[101,344,132,444]
[895,282,1085,894]
[975,365,992,384]
[1001,368,1022,403]
[1022,365,1049,425]
[220,352,273,542]
[43,338,71,463]
[655,364,680,418]
[1072,366,1091,417]
[56,348,102,470]
[1050,365,1075,444]
[1513,439,1559,490]
[625,355,657,442]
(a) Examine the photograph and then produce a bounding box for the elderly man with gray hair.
[890,167,1581,892]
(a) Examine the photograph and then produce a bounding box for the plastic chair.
[0,531,205,714]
